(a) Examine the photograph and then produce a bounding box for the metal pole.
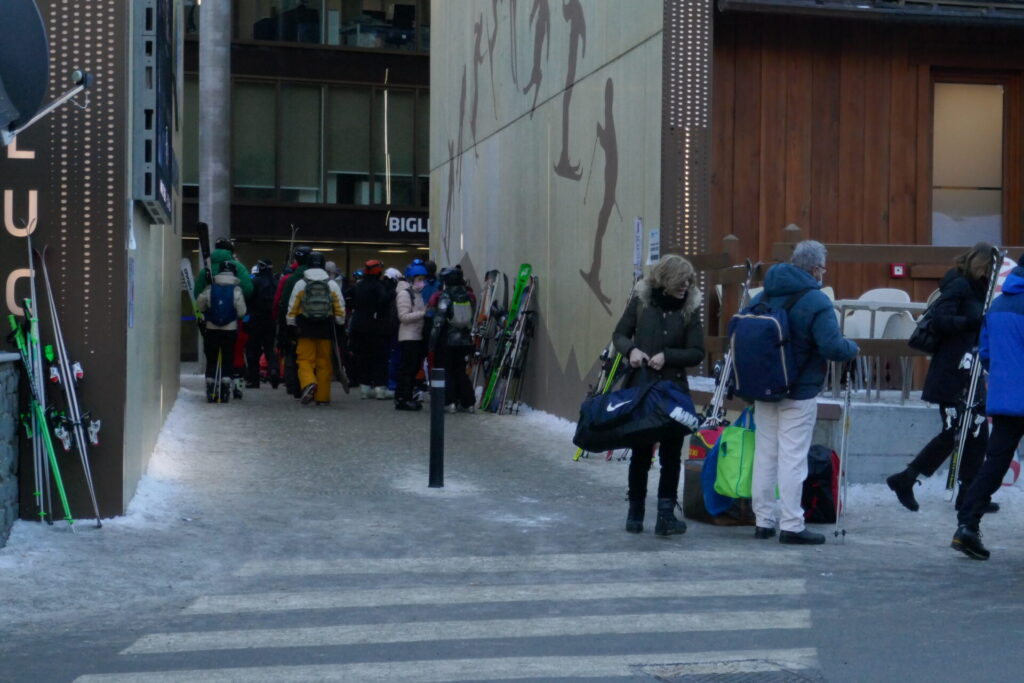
[429,368,445,488]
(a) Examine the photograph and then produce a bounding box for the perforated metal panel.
[661,0,713,258]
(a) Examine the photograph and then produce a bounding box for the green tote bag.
[714,407,756,499]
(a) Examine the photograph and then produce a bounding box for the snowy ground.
[3,374,1024,632]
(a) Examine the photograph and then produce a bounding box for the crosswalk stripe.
[185,577,806,614]
[235,549,801,577]
[76,648,820,682]
[123,608,812,654]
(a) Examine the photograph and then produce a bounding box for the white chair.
[845,287,912,338]
[882,311,918,402]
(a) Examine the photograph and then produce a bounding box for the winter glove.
[628,347,649,368]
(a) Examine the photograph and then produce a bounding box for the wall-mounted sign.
[648,228,660,264]
[389,215,430,234]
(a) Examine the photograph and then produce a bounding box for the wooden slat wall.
[712,13,1024,300]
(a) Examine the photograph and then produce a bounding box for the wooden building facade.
[711,7,1024,300]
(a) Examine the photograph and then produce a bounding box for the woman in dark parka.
[886,243,997,512]
[612,254,705,536]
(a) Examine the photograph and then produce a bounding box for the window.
[932,82,1004,246]
[281,84,323,202]
[232,82,277,200]
[326,87,372,204]
[415,90,429,207]
[182,76,199,188]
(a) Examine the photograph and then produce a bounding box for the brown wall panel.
[712,14,1024,300]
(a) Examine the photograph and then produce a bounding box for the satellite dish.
[0,0,50,131]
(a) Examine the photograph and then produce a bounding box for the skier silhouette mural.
[553,0,585,181]
[508,0,520,87]
[523,0,550,116]
[471,13,485,155]
[487,0,501,117]
[579,78,618,315]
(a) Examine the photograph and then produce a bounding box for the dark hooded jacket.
[612,279,705,392]
[752,263,859,400]
[921,267,987,405]
[193,248,253,300]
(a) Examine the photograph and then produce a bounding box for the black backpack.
[251,273,276,321]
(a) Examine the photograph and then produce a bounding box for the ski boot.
[300,383,317,405]
[360,385,372,400]
[219,379,232,403]
[625,501,644,533]
[375,386,394,400]
[654,499,687,536]
[233,377,244,400]
[205,379,217,403]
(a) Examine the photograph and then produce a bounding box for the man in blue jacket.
[751,240,859,545]
[952,265,1024,560]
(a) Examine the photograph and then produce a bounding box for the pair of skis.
[480,264,537,414]
[468,269,506,390]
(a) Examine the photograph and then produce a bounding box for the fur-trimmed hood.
[633,277,703,316]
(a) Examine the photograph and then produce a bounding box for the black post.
[429,367,445,488]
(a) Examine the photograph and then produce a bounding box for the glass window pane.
[183,76,199,186]
[372,89,415,206]
[415,91,429,206]
[281,84,322,203]
[932,82,1004,246]
[240,1,321,43]
[337,0,418,51]
[232,82,276,199]
[326,87,371,205]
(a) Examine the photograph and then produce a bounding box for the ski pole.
[834,368,853,544]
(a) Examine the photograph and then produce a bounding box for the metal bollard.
[429,367,445,488]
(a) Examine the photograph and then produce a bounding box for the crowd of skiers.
[613,240,1024,559]
[192,240,479,413]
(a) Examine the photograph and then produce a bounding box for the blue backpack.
[207,283,237,326]
[728,290,812,402]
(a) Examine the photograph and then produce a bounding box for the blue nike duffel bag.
[572,379,700,453]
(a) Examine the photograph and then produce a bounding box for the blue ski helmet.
[405,262,429,279]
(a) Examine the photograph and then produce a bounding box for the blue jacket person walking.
[952,264,1024,560]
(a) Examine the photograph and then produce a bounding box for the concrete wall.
[0,359,18,547]
[430,0,664,418]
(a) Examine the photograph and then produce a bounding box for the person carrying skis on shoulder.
[197,261,247,403]
[746,240,858,545]
[274,245,314,397]
[195,237,254,399]
[951,261,1024,560]
[612,254,704,537]
[350,260,395,400]
[286,252,346,405]
[395,261,430,411]
[428,266,478,413]
[887,243,996,512]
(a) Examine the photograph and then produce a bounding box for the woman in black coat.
[886,243,995,512]
[612,254,705,536]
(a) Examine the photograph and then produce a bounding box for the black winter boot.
[951,524,990,560]
[220,379,232,403]
[625,501,644,533]
[654,499,687,536]
[886,469,920,512]
[205,379,217,403]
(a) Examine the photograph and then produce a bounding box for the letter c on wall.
[6,269,30,317]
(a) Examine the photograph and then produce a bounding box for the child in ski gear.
[951,262,1024,560]
[287,252,346,405]
[428,266,477,412]
[395,262,429,411]
[197,261,247,402]
[245,259,280,389]
[350,260,395,399]
[748,240,858,545]
[612,254,704,536]
[887,243,995,512]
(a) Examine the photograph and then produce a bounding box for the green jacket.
[193,248,253,301]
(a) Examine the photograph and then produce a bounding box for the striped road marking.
[234,549,802,577]
[123,609,811,654]
[185,577,807,614]
[76,648,820,682]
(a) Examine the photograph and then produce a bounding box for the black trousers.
[245,326,278,384]
[396,339,424,402]
[435,345,475,407]
[282,338,299,394]
[909,403,988,483]
[958,415,1024,528]
[204,329,237,381]
[352,334,390,388]
[628,434,685,502]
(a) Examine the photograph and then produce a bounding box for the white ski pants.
[752,398,818,533]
